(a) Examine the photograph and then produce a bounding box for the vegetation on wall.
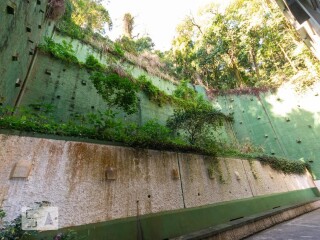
[39,38,78,63]
[0,105,214,156]
[257,155,310,175]
[11,0,311,178]
[137,75,173,106]
[53,0,176,83]
[167,98,232,146]
[0,103,310,176]
[38,39,207,112]
[90,71,138,114]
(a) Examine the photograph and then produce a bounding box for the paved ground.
[245,208,320,240]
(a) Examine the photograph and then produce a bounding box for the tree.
[167,83,232,145]
[164,0,320,90]
[135,36,155,52]
[69,0,112,34]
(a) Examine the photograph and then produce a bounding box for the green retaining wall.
[217,91,320,179]
[17,42,320,179]
[35,188,320,240]
[0,0,51,106]
[18,51,176,125]
[50,32,177,95]
[2,4,320,178]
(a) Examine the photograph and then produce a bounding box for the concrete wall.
[18,51,175,125]
[0,133,315,229]
[0,0,51,106]
[213,82,320,179]
[50,32,177,95]
[13,31,320,179]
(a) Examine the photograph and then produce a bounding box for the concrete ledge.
[171,199,320,240]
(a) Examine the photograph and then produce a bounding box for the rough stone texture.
[179,156,253,208]
[242,160,289,196]
[0,134,316,228]
[0,134,183,227]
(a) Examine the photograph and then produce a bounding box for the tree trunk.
[229,55,243,87]
[250,47,260,80]
[277,43,298,72]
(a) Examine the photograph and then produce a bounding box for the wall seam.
[177,154,186,208]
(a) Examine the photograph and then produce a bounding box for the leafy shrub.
[113,43,125,57]
[167,99,232,145]
[0,215,35,240]
[129,120,172,147]
[173,80,197,100]
[85,55,104,71]
[90,71,138,114]
[0,105,218,156]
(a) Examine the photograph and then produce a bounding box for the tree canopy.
[164,0,320,90]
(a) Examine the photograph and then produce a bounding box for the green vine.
[85,55,104,71]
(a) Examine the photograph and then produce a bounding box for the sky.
[103,0,230,51]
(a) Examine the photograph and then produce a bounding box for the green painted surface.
[0,0,50,106]
[50,33,110,66]
[50,32,177,95]
[35,188,320,240]
[19,52,140,123]
[217,92,320,179]
[258,92,320,178]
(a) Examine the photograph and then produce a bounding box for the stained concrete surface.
[245,208,320,240]
[0,134,315,228]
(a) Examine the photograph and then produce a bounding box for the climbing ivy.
[173,80,197,100]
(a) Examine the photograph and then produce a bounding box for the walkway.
[245,208,320,239]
